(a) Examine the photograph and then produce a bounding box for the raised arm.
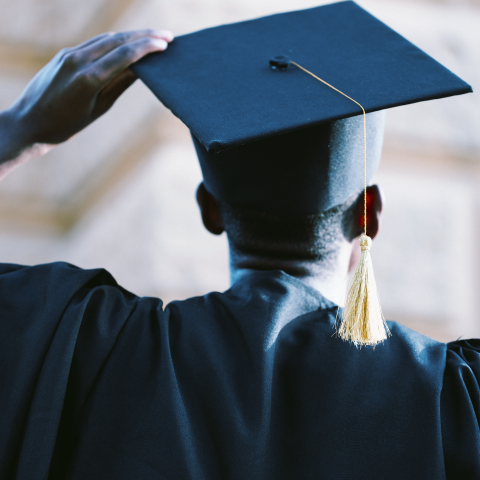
[0,29,173,180]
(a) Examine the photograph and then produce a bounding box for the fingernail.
[154,39,168,50]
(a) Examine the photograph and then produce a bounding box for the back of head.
[218,190,360,265]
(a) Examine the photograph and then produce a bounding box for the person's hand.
[0,28,172,176]
[8,29,173,147]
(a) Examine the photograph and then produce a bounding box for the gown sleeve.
[0,262,143,479]
[441,339,480,479]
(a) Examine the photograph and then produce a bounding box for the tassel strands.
[290,59,391,346]
[336,235,390,346]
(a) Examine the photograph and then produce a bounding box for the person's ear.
[196,182,225,235]
[351,184,383,240]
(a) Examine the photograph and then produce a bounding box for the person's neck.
[229,242,353,306]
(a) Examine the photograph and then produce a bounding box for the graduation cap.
[131,0,472,346]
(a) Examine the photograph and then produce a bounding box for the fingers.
[53,28,172,94]
[54,33,114,62]
[75,29,173,64]
[89,35,169,87]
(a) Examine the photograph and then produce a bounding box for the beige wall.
[0,0,479,342]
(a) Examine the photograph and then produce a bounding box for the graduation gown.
[0,262,478,479]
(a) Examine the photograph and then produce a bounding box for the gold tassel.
[336,235,390,347]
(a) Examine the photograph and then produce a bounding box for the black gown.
[0,262,478,479]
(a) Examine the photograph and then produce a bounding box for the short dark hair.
[219,191,360,262]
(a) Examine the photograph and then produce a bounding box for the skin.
[197,182,383,306]
[0,29,174,178]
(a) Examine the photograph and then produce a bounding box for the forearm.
[0,108,52,180]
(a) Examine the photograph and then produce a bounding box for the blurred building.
[0,0,478,342]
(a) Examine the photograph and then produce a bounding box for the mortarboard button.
[269,55,292,71]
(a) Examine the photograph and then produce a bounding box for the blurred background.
[0,0,478,342]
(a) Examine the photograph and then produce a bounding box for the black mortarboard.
[132,0,472,215]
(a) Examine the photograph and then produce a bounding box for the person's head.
[193,112,385,286]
